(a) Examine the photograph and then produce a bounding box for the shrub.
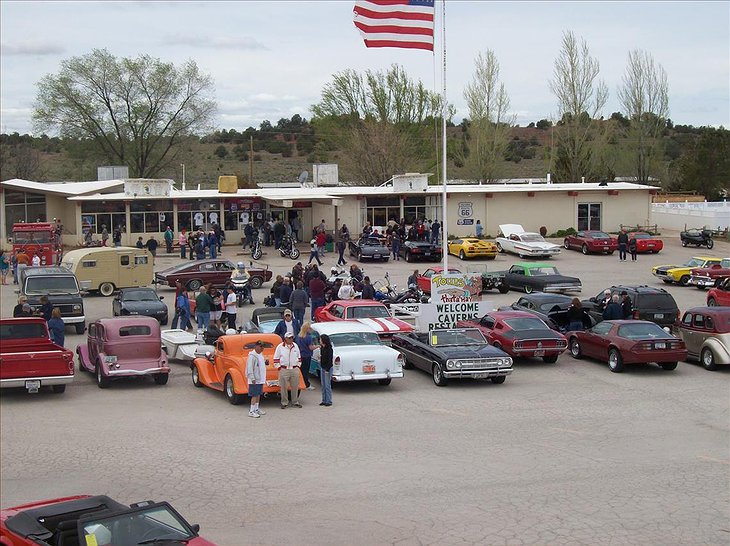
[549,228,577,238]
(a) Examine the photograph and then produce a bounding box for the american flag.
[353,0,435,51]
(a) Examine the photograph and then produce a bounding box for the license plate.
[423,252,431,256]
[603,247,609,251]
[105,355,118,363]
[534,350,545,357]
[362,364,376,373]
[472,373,488,379]
[25,380,40,393]
[373,254,381,259]
[266,380,279,387]
[654,342,666,349]
[648,244,655,247]
[654,314,664,319]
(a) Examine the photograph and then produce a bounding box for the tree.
[618,49,669,184]
[460,50,514,182]
[33,49,216,178]
[548,31,608,182]
[0,133,42,180]
[674,127,730,201]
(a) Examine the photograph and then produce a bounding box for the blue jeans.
[392,241,400,259]
[308,250,322,265]
[311,298,324,320]
[618,243,627,260]
[210,246,217,259]
[195,311,210,330]
[320,368,332,404]
[172,309,191,330]
[181,245,186,259]
[567,321,583,332]
[293,308,305,325]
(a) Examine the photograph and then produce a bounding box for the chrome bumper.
[689,277,715,287]
[107,366,169,376]
[1,375,74,389]
[443,368,513,378]
[332,371,404,382]
[62,316,85,324]
[543,286,582,293]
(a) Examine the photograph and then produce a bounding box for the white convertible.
[310,322,404,385]
[496,224,561,258]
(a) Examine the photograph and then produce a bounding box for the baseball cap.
[284,309,292,316]
[285,332,295,339]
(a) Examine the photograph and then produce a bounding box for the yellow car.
[448,238,498,260]
[651,256,723,286]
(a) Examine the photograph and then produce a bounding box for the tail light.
[635,342,652,351]
[334,356,341,366]
[396,354,404,367]
[468,246,475,251]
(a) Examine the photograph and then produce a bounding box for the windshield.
[684,258,704,267]
[431,328,487,346]
[361,239,383,247]
[632,233,652,239]
[79,504,194,546]
[617,323,670,340]
[530,267,559,276]
[13,230,51,244]
[504,317,549,330]
[521,233,545,243]
[590,232,610,239]
[330,331,381,346]
[538,300,570,312]
[347,305,390,319]
[25,276,79,295]
[122,290,159,302]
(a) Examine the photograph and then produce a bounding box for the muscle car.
[651,256,723,286]
[448,238,498,260]
[314,300,414,343]
[567,320,687,373]
[677,307,730,370]
[627,232,663,253]
[707,277,730,307]
[154,259,272,290]
[349,237,390,261]
[501,262,582,294]
[689,258,730,288]
[112,287,168,324]
[563,230,618,255]
[391,328,513,386]
[399,239,442,262]
[495,224,561,258]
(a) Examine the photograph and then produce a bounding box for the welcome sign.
[411,273,492,331]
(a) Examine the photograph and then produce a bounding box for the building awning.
[261,194,344,207]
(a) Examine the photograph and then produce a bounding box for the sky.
[1,1,728,136]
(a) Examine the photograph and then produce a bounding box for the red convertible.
[627,232,663,254]
[416,266,462,294]
[563,230,618,255]
[0,494,218,545]
[567,319,687,373]
[314,300,414,343]
[707,277,730,307]
[457,310,567,363]
[690,258,730,289]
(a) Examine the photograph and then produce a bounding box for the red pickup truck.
[0,318,75,394]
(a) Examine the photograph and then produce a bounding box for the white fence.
[651,201,729,231]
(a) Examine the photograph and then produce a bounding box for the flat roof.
[1,178,125,196]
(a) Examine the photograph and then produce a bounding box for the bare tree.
[461,50,514,182]
[549,31,608,182]
[618,49,669,184]
[33,49,216,178]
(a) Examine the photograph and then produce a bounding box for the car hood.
[500,329,565,341]
[499,224,525,238]
[121,300,167,313]
[653,264,685,272]
[434,344,508,359]
[356,317,413,333]
[533,274,582,284]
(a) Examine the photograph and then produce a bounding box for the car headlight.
[72,304,81,311]
[446,359,454,370]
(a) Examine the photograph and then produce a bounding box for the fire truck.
[11,222,62,266]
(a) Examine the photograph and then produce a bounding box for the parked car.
[191,333,302,404]
[154,259,272,291]
[76,317,169,388]
[314,300,414,343]
[416,266,463,294]
[495,224,561,258]
[0,495,218,546]
[112,287,168,324]
[707,277,730,307]
[500,262,582,294]
[18,266,86,334]
[309,322,404,385]
[448,238,498,260]
[677,307,730,370]
[626,231,663,253]
[241,307,289,333]
[680,228,714,249]
[652,256,723,286]
[349,237,390,261]
[457,310,568,363]
[391,328,513,386]
[563,230,618,255]
[399,239,442,262]
[502,293,594,332]
[689,258,730,288]
[567,320,687,373]
[0,317,74,394]
[60,246,154,296]
[582,285,680,328]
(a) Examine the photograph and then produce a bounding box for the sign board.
[458,202,473,218]
[123,179,172,197]
[313,164,339,186]
[392,173,428,192]
[457,219,474,225]
[431,273,482,303]
[417,300,493,331]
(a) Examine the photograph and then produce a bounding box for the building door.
[577,203,602,231]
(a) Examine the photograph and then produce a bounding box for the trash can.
[325,242,334,252]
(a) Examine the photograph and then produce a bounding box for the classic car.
[677,307,730,370]
[191,333,303,404]
[627,231,663,253]
[707,277,730,307]
[154,259,272,290]
[567,319,687,373]
[309,322,404,385]
[349,237,390,261]
[416,266,463,294]
[689,258,730,288]
[582,285,679,327]
[391,328,513,386]
[112,287,168,324]
[0,317,74,394]
[399,239,442,262]
[457,311,568,363]
[447,238,498,260]
[76,317,169,388]
[502,293,594,332]
[651,256,723,286]
[680,228,714,249]
[563,230,618,255]
[19,266,86,334]
[241,307,289,333]
[314,300,414,343]
[0,495,217,546]
[495,224,561,258]
[501,262,582,294]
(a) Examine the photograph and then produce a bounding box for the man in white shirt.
[246,340,268,418]
[31,254,41,267]
[274,332,302,408]
[338,279,356,300]
[224,286,237,330]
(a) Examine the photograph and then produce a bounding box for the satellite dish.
[298,171,309,185]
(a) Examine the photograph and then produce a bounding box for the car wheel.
[581,244,589,255]
[563,239,570,249]
[405,251,412,263]
[701,347,717,371]
[377,378,392,386]
[496,243,504,253]
[542,355,558,364]
[160,317,168,326]
[608,250,615,255]
[51,384,66,394]
[706,239,714,249]
[524,285,533,294]
[187,279,202,291]
[75,322,86,335]
[660,362,677,371]
[290,247,300,260]
[569,337,582,359]
[432,362,448,386]
[459,250,466,260]
[357,250,363,261]
[491,375,506,384]
[250,276,263,289]
[662,279,672,284]
[681,239,688,247]
[498,284,510,294]
[607,348,624,373]
[99,282,115,297]
[224,375,243,404]
[679,275,690,286]
[96,363,109,389]
[154,373,169,385]
[401,355,412,369]
[707,297,717,307]
[192,365,204,386]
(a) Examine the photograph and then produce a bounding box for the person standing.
[296,322,317,391]
[602,294,624,320]
[336,224,349,266]
[273,219,286,249]
[37,296,53,321]
[47,308,65,347]
[279,277,293,308]
[164,226,174,254]
[475,220,484,239]
[16,249,30,283]
[431,219,441,245]
[291,215,301,242]
[0,251,9,285]
[391,229,401,260]
[225,285,238,330]
[101,225,109,246]
[209,286,223,329]
[290,281,308,325]
[360,276,375,300]
[316,229,326,258]
[274,309,301,341]
[621,291,634,319]
[187,230,197,260]
[319,334,333,407]
[208,230,218,259]
[308,237,323,266]
[145,236,158,263]
[617,230,629,261]
[13,295,29,317]
[31,254,41,267]
[179,229,188,259]
[172,287,192,331]
[566,298,586,332]
[628,234,638,262]
[274,332,302,409]
[246,340,268,418]
[195,287,214,332]
[113,226,122,247]
[309,274,326,321]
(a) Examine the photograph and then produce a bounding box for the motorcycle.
[680,228,714,249]
[231,276,254,306]
[250,237,263,260]
[278,235,300,260]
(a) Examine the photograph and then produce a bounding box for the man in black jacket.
[617,230,629,261]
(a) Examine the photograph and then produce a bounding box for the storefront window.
[404,196,428,225]
[130,200,173,233]
[365,196,400,228]
[177,199,221,232]
[81,202,126,234]
[4,190,47,236]
[578,203,602,231]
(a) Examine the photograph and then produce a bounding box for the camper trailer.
[61,247,154,296]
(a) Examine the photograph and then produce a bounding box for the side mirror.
[159,296,164,300]
[589,297,596,303]
[191,524,200,534]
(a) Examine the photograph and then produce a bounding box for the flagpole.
[441,0,448,272]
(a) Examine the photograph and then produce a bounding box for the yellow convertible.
[651,256,723,286]
[448,238,498,260]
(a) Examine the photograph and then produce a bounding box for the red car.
[154,259,272,290]
[707,277,730,306]
[567,319,687,372]
[563,230,618,255]
[627,232,663,254]
[0,495,218,545]
[690,258,730,289]
[457,310,568,363]
[314,300,414,343]
[416,266,462,294]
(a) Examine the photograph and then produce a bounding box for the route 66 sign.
[458,202,473,218]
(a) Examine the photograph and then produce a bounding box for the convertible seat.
[54,520,79,546]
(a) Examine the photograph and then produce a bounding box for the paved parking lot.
[2,232,729,546]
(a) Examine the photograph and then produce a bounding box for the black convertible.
[241,307,288,334]
[112,287,168,325]
[349,237,390,261]
[501,293,594,331]
[399,239,442,263]
[391,328,513,386]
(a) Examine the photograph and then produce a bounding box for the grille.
[458,359,502,370]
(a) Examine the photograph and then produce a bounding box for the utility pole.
[249,136,254,185]
[181,163,186,191]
